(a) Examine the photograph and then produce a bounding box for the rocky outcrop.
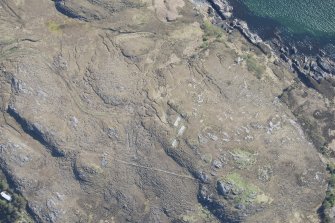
[233,20,262,45]
[207,0,233,19]
[7,106,65,157]
[54,0,90,21]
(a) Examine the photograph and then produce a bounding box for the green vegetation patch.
[0,38,34,60]
[298,116,326,153]
[202,20,222,38]
[0,39,17,46]
[181,205,218,223]
[46,21,63,33]
[0,39,19,60]
[320,163,335,223]
[230,148,257,169]
[84,163,104,175]
[243,55,266,79]
[325,175,335,209]
[0,177,31,223]
[200,20,225,49]
[220,173,272,206]
[224,173,259,204]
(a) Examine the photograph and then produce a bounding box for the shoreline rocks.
[205,0,335,96]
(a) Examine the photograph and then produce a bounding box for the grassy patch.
[0,38,34,60]
[200,20,224,49]
[202,21,222,38]
[0,176,31,223]
[225,173,259,204]
[0,39,19,60]
[0,39,17,46]
[298,116,326,152]
[89,163,103,174]
[255,193,273,204]
[200,41,209,49]
[243,55,266,79]
[46,21,63,33]
[221,173,272,206]
[181,205,218,223]
[319,163,335,222]
[230,149,256,169]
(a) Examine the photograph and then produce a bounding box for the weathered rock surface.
[0,0,329,222]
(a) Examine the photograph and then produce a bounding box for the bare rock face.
[0,0,328,222]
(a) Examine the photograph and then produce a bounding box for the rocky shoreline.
[205,0,335,98]
[201,1,335,221]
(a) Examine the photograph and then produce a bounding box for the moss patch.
[46,21,63,33]
[225,173,259,204]
[243,55,266,79]
[220,173,271,207]
[89,163,104,174]
[298,116,326,151]
[230,149,256,169]
[255,193,273,204]
[0,39,19,60]
[200,20,224,49]
[202,20,222,38]
[181,205,218,223]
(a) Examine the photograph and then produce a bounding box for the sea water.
[228,0,335,56]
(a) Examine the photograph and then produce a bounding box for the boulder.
[217,180,231,196]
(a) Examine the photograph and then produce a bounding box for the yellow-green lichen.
[202,20,222,38]
[46,21,63,33]
[181,205,218,223]
[243,55,266,79]
[221,173,271,205]
[230,149,257,169]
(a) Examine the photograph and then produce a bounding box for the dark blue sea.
[228,0,335,58]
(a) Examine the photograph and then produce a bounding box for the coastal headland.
[0,0,333,222]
